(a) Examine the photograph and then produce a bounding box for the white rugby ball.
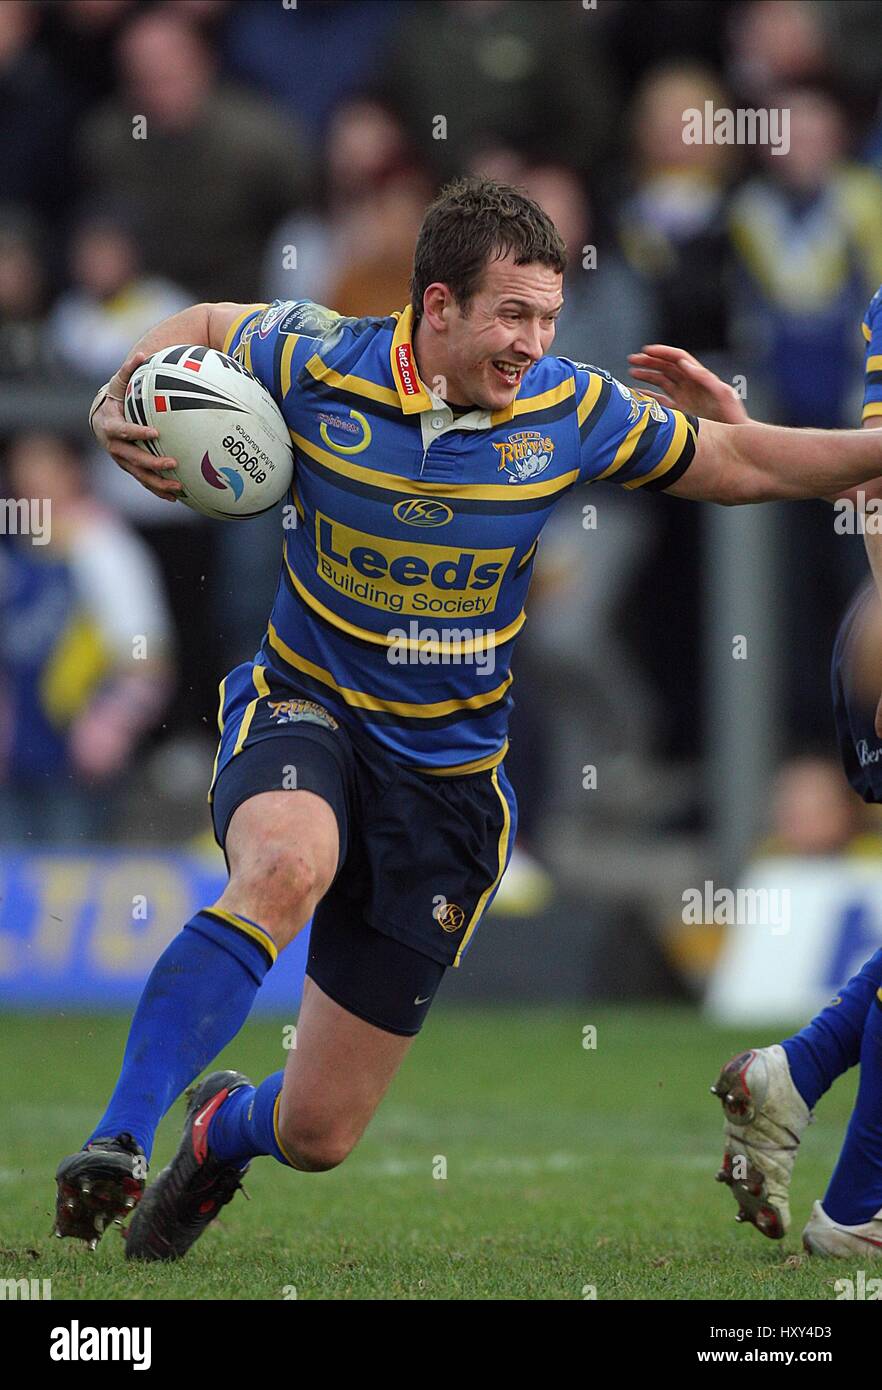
[124,344,294,519]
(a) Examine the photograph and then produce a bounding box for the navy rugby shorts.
[209,662,517,1035]
[831,581,882,802]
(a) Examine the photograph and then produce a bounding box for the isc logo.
[393,498,453,528]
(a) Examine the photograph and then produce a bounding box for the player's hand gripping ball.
[124,345,294,519]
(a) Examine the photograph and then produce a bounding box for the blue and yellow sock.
[85,908,277,1159]
[822,989,882,1226]
[781,948,882,1109]
[206,1071,294,1167]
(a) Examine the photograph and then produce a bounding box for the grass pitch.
[0,1005,865,1300]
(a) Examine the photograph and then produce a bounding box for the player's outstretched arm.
[628,344,882,503]
[668,415,882,504]
[89,302,252,502]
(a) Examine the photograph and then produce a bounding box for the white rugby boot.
[710,1044,812,1239]
[802,1200,882,1257]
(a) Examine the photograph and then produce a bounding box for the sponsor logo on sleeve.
[258,301,292,339]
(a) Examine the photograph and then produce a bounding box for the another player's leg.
[53,788,337,1247]
[711,947,882,1238]
[802,985,882,1255]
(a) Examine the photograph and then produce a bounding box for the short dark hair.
[410,176,567,324]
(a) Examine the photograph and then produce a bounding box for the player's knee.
[220,845,327,947]
[277,1116,356,1172]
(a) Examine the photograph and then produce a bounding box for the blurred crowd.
[3,0,882,866]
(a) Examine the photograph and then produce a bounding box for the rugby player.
[55,179,882,1260]
[629,288,882,1256]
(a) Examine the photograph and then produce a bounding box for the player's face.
[445,255,564,409]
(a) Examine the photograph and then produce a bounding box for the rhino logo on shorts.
[268,698,338,731]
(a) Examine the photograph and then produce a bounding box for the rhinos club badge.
[492,430,555,484]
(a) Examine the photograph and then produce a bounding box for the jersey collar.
[389,305,518,424]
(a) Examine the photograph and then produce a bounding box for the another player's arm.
[90,302,253,502]
[631,342,882,726]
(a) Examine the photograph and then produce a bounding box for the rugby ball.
[124,345,294,519]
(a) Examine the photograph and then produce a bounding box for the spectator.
[666,752,878,991]
[522,162,654,380]
[728,86,882,427]
[47,206,191,383]
[326,165,434,318]
[727,87,882,750]
[726,0,831,110]
[598,0,739,101]
[759,756,873,858]
[39,0,137,119]
[222,0,403,147]
[77,9,312,301]
[617,63,738,356]
[0,0,74,224]
[615,65,739,760]
[509,162,661,809]
[263,97,416,304]
[376,0,614,182]
[0,206,51,379]
[0,432,174,844]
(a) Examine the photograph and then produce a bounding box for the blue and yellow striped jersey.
[224,299,699,773]
[862,285,882,421]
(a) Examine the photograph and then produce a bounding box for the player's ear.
[422,285,453,332]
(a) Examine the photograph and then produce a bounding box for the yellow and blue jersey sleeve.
[569,362,699,491]
[862,286,882,423]
[223,299,345,406]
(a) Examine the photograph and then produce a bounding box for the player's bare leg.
[216,791,418,1173]
[275,975,414,1171]
[57,788,337,1251]
[213,788,340,946]
[124,790,416,1259]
